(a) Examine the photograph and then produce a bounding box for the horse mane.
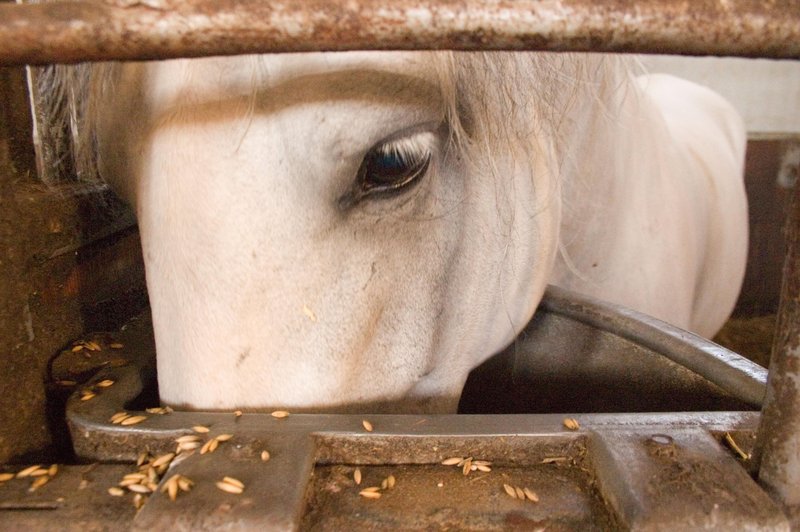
[35,53,633,186]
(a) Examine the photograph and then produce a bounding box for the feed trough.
[1,1,799,530]
[0,287,783,529]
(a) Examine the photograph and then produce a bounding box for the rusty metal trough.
[1,0,800,529]
[0,287,784,529]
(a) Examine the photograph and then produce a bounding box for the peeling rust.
[755,173,800,507]
[1,0,800,66]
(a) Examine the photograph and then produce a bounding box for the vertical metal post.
[754,174,800,507]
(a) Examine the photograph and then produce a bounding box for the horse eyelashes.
[338,131,436,210]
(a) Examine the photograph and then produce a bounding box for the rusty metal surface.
[31,294,780,529]
[755,169,800,507]
[1,0,800,66]
[15,367,780,530]
[593,429,788,530]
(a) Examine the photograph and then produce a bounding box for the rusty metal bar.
[1,0,800,66]
[754,178,800,508]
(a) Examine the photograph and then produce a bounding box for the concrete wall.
[642,56,800,137]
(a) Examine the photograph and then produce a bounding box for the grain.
[177,476,193,492]
[110,412,130,424]
[151,453,175,468]
[80,391,96,401]
[16,465,42,478]
[175,435,202,444]
[215,434,233,442]
[108,486,125,496]
[271,410,289,419]
[359,489,382,499]
[462,458,473,476]
[441,457,462,466]
[29,476,50,491]
[222,476,244,489]
[48,464,59,476]
[133,493,144,509]
[353,468,362,485]
[260,450,271,462]
[514,486,525,500]
[503,484,517,499]
[0,473,14,482]
[563,418,580,431]
[233,410,243,418]
[386,475,396,489]
[216,480,244,494]
[127,483,152,494]
[96,379,115,388]
[29,468,49,477]
[110,342,124,349]
[362,420,373,432]
[192,425,210,433]
[120,415,147,426]
[523,487,539,502]
[85,341,102,351]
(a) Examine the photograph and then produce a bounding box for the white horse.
[45,52,747,413]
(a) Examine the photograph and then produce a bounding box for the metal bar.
[754,178,800,507]
[1,0,800,66]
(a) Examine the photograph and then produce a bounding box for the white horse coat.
[57,52,747,413]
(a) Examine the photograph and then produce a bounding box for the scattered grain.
[127,483,152,494]
[216,480,244,495]
[29,468,49,477]
[563,418,580,431]
[96,379,115,388]
[362,420,373,432]
[353,468,362,485]
[133,493,144,509]
[71,345,84,352]
[120,415,147,426]
[110,412,130,424]
[80,391,96,401]
[222,476,244,489]
[151,453,175,468]
[175,435,202,444]
[260,450,271,462]
[177,476,193,491]
[514,486,525,499]
[16,465,42,478]
[233,410,243,418]
[192,425,210,433]
[359,489,382,499]
[523,487,539,502]
[85,341,102,351]
[386,475,396,489]
[0,473,14,482]
[302,305,317,322]
[29,476,49,491]
[108,486,125,497]
[462,458,473,476]
[271,410,289,419]
[441,457,462,466]
[110,342,124,349]
[56,380,77,386]
[503,483,517,499]
[215,434,233,442]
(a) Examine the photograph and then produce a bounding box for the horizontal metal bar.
[1,0,800,66]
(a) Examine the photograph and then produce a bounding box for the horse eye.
[357,143,431,195]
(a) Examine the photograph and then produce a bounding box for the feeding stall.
[0,0,799,529]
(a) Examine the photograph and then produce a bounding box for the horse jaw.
[96,52,559,414]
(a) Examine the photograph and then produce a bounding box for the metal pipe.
[754,177,800,506]
[1,0,800,66]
